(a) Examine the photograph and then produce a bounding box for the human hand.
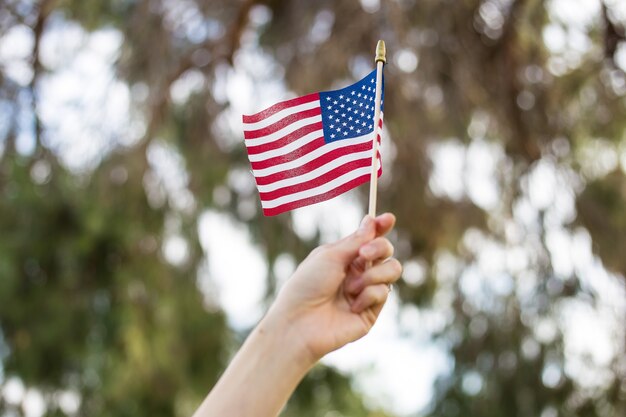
[194,213,401,417]
[264,213,402,362]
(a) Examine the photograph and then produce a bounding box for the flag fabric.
[242,69,384,216]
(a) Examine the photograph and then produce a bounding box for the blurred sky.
[1,0,626,416]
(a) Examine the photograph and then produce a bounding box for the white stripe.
[249,117,384,163]
[261,166,373,208]
[257,149,374,192]
[247,128,323,162]
[244,114,322,147]
[243,100,321,131]
[252,132,371,177]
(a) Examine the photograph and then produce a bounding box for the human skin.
[192,213,402,417]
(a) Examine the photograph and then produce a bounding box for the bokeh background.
[1,0,625,416]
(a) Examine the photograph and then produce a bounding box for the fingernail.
[357,216,373,236]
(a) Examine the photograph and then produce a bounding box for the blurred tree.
[0,0,624,416]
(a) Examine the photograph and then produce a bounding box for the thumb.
[331,216,376,263]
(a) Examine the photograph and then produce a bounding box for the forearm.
[193,312,316,417]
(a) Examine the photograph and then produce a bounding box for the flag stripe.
[252,133,372,179]
[242,93,319,124]
[258,158,375,201]
[261,165,378,209]
[247,129,323,162]
[261,165,382,216]
[243,107,322,139]
[257,149,377,192]
[242,99,321,131]
[250,137,326,170]
[244,115,322,146]
[245,122,323,154]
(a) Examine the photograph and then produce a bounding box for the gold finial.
[375,40,386,64]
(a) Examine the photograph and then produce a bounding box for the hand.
[265,213,402,361]
[194,213,402,417]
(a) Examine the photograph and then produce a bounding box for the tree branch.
[142,0,261,149]
[29,0,56,154]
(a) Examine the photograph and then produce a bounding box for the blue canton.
[319,70,384,144]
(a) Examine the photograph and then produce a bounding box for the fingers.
[331,213,396,261]
[329,216,377,263]
[350,283,390,313]
[359,236,394,262]
[346,258,402,295]
[374,212,396,238]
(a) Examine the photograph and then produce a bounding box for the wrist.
[259,306,320,367]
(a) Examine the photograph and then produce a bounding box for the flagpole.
[368,40,386,218]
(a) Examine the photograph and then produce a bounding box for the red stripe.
[245,122,323,155]
[254,141,373,185]
[262,166,382,216]
[242,93,320,124]
[244,107,321,139]
[250,137,326,170]
[258,158,373,201]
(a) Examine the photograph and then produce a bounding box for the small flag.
[242,70,383,216]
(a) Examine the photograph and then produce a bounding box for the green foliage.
[1,0,625,416]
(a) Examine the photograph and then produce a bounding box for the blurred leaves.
[0,0,625,416]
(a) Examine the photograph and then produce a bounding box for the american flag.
[242,70,383,216]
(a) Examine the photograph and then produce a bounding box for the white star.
[365,105,370,110]
[353,100,357,104]
[357,129,362,133]
[347,107,352,111]
[348,116,353,121]
[326,96,331,101]
[359,103,363,107]
[337,127,341,132]
[329,115,333,119]
[343,131,348,135]
[342,122,347,126]
[327,105,332,110]
[329,124,335,129]
[351,91,355,95]
[361,112,365,117]
[341,113,346,117]
[367,114,371,119]
[340,104,345,108]
[355,119,360,124]
[349,126,354,130]
[357,93,362,98]
[354,110,359,114]
[331,133,335,138]
[339,95,344,99]
[362,85,366,90]
[368,87,372,92]
[334,109,339,113]
[362,122,366,126]
[333,100,338,105]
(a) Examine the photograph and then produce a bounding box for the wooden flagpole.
[368,40,386,218]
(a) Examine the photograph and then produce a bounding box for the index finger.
[374,213,396,237]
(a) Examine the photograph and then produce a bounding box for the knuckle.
[375,286,389,303]
[389,258,403,276]
[311,244,331,257]
[384,239,395,257]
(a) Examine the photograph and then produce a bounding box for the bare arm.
[193,213,402,417]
